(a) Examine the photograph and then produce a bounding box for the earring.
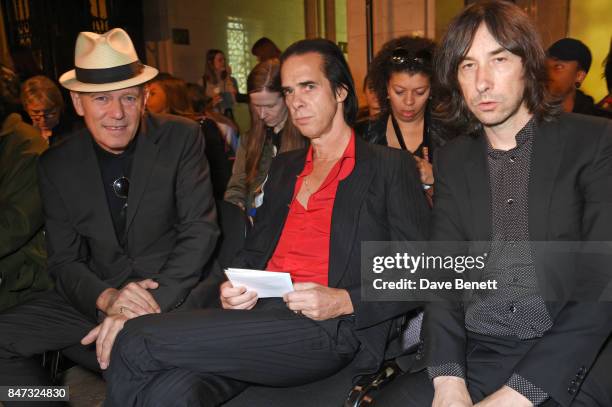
[575,81,581,89]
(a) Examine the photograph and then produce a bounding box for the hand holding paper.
[225,268,294,298]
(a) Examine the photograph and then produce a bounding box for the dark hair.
[251,37,281,62]
[186,82,206,113]
[368,36,436,114]
[204,49,226,86]
[280,38,358,126]
[149,74,193,116]
[435,0,560,136]
[245,59,306,187]
[604,38,612,93]
[362,72,373,93]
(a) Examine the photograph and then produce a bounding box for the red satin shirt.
[266,133,356,286]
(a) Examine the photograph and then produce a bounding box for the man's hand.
[474,386,533,407]
[283,282,354,320]
[432,376,473,407]
[81,314,129,370]
[220,281,258,310]
[96,279,161,318]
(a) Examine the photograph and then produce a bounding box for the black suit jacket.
[422,113,612,406]
[232,135,430,376]
[38,113,219,321]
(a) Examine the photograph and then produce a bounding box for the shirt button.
[509,304,517,313]
[507,198,514,205]
[509,156,516,163]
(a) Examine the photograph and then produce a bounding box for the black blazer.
[421,113,612,406]
[38,113,219,321]
[232,135,430,376]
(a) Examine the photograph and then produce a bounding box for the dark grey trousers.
[104,299,360,407]
[374,332,612,406]
[0,290,246,406]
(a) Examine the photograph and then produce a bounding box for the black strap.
[75,61,144,84]
[390,114,409,151]
[391,114,430,159]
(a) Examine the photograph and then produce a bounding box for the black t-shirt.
[93,136,137,244]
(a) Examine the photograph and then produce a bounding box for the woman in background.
[358,36,446,205]
[203,49,238,119]
[251,37,281,63]
[224,59,306,217]
[146,73,233,199]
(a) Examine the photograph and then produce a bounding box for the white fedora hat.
[59,28,158,92]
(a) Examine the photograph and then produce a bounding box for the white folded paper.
[225,268,294,298]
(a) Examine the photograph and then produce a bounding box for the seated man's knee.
[112,320,148,360]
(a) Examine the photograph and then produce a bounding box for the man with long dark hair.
[376,1,612,406]
[103,38,429,406]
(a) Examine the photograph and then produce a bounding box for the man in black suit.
[375,2,612,407]
[103,39,429,406]
[0,28,219,391]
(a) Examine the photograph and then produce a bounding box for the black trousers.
[0,291,95,386]
[104,299,360,407]
[0,290,246,407]
[374,332,612,406]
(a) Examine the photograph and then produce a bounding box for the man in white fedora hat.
[0,28,223,395]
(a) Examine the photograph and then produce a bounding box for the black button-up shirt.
[465,118,553,339]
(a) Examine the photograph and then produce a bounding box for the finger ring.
[119,306,125,314]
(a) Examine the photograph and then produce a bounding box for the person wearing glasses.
[20,75,78,145]
[358,36,447,205]
[224,58,307,217]
[0,71,53,313]
[0,28,225,395]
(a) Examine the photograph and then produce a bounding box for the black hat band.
[75,61,144,84]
